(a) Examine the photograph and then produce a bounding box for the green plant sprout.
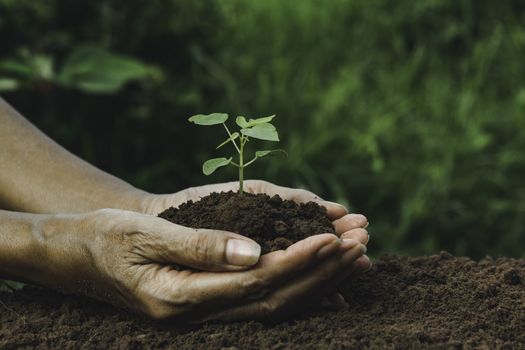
[188,113,285,194]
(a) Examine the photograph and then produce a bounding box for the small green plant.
[188,113,285,194]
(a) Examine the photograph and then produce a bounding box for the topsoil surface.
[158,191,335,254]
[1,253,524,349]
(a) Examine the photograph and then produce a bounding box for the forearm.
[0,98,147,213]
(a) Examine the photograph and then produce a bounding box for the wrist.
[0,210,93,292]
[0,211,49,284]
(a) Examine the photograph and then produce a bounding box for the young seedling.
[188,113,285,194]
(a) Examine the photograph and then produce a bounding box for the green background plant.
[1,0,524,259]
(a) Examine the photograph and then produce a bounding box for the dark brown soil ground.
[158,191,335,254]
[1,253,524,349]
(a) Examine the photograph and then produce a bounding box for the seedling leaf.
[255,149,287,158]
[241,123,279,141]
[189,113,228,125]
[235,116,250,128]
[216,132,239,149]
[202,157,232,175]
[248,115,275,126]
[236,115,275,128]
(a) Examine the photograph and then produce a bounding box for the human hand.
[133,180,371,310]
[36,208,368,321]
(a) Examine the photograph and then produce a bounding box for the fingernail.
[324,200,348,211]
[347,214,368,227]
[226,239,261,266]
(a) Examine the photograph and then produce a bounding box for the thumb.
[142,219,262,271]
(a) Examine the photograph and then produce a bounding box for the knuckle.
[185,233,215,265]
[137,291,185,321]
[242,274,270,297]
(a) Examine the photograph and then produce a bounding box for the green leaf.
[32,54,54,80]
[0,78,19,91]
[255,149,287,158]
[241,123,279,141]
[236,115,275,128]
[216,132,239,149]
[0,59,34,78]
[202,157,232,175]
[57,45,154,93]
[236,116,250,128]
[189,113,229,125]
[249,115,275,125]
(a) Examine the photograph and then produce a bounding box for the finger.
[333,214,369,234]
[197,242,366,322]
[139,233,345,319]
[340,228,369,244]
[133,216,262,271]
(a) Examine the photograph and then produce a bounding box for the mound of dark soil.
[1,253,524,349]
[158,191,335,254]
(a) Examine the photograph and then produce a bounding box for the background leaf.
[0,78,19,91]
[57,45,154,93]
[0,59,34,78]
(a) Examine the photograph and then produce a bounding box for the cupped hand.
[138,180,370,245]
[39,208,368,322]
[134,180,371,310]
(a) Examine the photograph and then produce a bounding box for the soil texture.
[158,191,335,254]
[1,253,524,349]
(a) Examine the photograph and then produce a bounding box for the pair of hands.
[40,180,370,322]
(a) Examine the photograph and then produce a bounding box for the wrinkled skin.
[0,97,371,322]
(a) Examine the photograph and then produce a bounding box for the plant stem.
[239,137,245,194]
[222,123,240,153]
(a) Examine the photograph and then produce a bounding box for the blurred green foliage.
[0,0,524,258]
